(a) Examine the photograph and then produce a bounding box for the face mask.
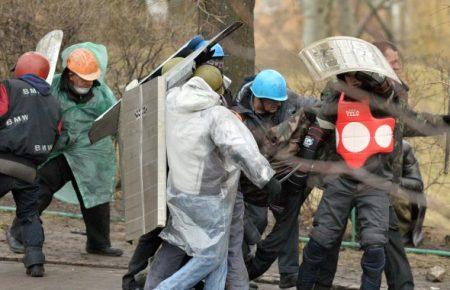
[71,85,91,95]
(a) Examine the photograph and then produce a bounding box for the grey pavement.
[0,260,282,290]
[0,260,123,290]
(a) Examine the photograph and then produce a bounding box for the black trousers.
[384,206,415,290]
[122,227,163,290]
[246,182,413,289]
[318,206,414,290]
[246,187,307,280]
[245,187,338,285]
[1,173,45,267]
[12,155,111,249]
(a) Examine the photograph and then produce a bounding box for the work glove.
[262,177,282,203]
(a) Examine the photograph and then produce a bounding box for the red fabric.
[57,119,62,134]
[0,84,9,117]
[336,92,395,169]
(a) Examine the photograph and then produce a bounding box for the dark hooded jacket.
[233,76,318,206]
[386,141,426,246]
[0,74,61,167]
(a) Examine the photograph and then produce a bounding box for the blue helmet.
[194,41,225,58]
[211,43,225,58]
[250,69,287,101]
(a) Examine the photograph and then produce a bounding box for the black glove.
[195,49,215,66]
[262,177,282,203]
[355,71,386,90]
[355,71,394,95]
[442,115,450,125]
[285,171,308,195]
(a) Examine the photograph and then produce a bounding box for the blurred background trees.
[0,0,448,234]
[254,0,449,234]
[197,0,256,92]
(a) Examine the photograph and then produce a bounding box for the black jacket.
[233,77,317,206]
[396,141,426,246]
[0,74,61,167]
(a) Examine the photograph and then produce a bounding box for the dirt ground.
[0,196,449,289]
[256,247,450,289]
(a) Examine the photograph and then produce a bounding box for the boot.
[86,246,123,257]
[26,264,44,277]
[123,228,163,290]
[6,229,25,254]
[279,272,298,288]
[297,239,327,290]
[361,247,385,290]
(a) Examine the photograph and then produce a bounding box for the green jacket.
[50,43,117,208]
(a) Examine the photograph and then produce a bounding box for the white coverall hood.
[168,76,220,113]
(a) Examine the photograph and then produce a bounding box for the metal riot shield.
[299,36,401,84]
[88,21,242,144]
[35,30,63,85]
[121,58,198,240]
[89,22,243,240]
[120,76,167,240]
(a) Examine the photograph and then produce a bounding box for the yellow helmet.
[193,64,224,95]
[161,57,185,74]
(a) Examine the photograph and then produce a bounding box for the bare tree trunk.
[302,0,332,46]
[389,0,402,44]
[338,0,355,35]
[403,0,412,38]
[198,0,256,93]
[167,0,198,40]
[146,0,168,21]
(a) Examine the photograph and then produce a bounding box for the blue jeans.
[149,253,227,290]
[145,192,247,290]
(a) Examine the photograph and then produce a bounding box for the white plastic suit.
[160,76,274,261]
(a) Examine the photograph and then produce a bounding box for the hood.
[19,74,51,96]
[170,77,221,112]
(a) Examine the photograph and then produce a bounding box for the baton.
[279,161,309,183]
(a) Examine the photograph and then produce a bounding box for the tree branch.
[355,0,388,37]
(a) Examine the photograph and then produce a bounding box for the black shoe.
[279,273,298,288]
[6,229,25,254]
[26,264,45,277]
[86,246,123,257]
[134,271,147,287]
[124,279,144,290]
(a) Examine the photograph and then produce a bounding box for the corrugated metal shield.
[119,76,167,240]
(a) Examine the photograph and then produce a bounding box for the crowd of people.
[0,33,444,290]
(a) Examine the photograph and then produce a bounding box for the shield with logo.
[298,36,400,83]
[89,22,242,241]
